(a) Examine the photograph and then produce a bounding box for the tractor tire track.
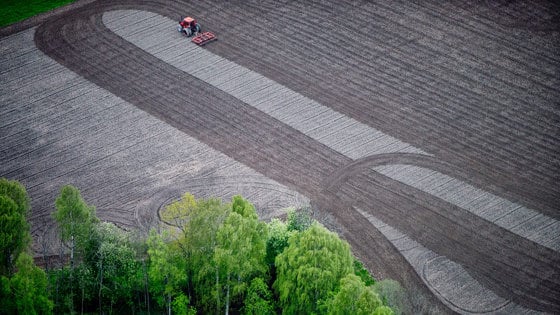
[193,0,560,216]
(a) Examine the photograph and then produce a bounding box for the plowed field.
[1,0,559,313]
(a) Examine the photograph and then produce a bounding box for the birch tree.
[147,229,192,315]
[53,185,97,267]
[214,196,268,315]
[181,196,230,313]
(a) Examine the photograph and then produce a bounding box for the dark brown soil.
[3,0,560,313]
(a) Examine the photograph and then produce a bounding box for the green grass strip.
[1,0,76,27]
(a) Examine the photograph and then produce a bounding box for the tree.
[52,185,98,312]
[8,252,54,315]
[274,222,354,314]
[181,197,230,313]
[213,196,268,315]
[371,280,410,315]
[373,306,395,315]
[93,222,141,314]
[286,206,312,232]
[326,274,386,315]
[243,277,274,315]
[49,218,143,314]
[74,263,94,315]
[0,178,30,213]
[172,293,195,315]
[52,185,98,266]
[265,219,292,267]
[160,193,197,233]
[0,178,31,276]
[353,259,375,286]
[146,229,190,315]
[0,273,13,313]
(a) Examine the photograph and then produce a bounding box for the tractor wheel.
[195,23,201,33]
[177,25,183,33]
[185,28,192,37]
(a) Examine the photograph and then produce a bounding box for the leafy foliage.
[0,179,53,314]
[178,196,230,312]
[1,252,53,315]
[243,277,275,315]
[95,223,141,312]
[146,229,189,313]
[286,206,313,232]
[160,192,197,232]
[0,178,30,213]
[326,274,388,315]
[0,178,31,276]
[274,222,354,314]
[53,185,98,257]
[8,253,54,315]
[214,195,268,313]
[0,184,399,315]
[372,279,410,315]
[265,218,292,267]
[354,259,376,286]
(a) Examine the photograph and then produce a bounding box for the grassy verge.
[0,0,76,27]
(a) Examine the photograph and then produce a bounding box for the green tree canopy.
[265,218,293,267]
[326,274,387,315]
[214,196,268,314]
[286,206,313,232]
[178,196,230,312]
[93,222,141,313]
[354,259,376,286]
[160,192,197,233]
[41,189,402,315]
[0,178,30,214]
[274,222,354,314]
[373,305,395,315]
[7,253,53,315]
[52,185,98,263]
[372,279,410,315]
[147,228,189,314]
[0,178,31,276]
[243,277,274,315]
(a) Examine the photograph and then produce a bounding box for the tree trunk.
[99,253,103,315]
[215,267,220,315]
[71,235,74,268]
[81,286,84,315]
[143,259,150,315]
[225,274,230,315]
[167,293,171,315]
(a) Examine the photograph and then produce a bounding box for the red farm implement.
[191,32,217,45]
[177,16,217,46]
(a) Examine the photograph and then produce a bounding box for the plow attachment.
[192,32,217,46]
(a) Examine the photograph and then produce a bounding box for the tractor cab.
[180,17,196,30]
[177,16,201,37]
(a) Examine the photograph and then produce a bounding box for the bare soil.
[2,0,559,313]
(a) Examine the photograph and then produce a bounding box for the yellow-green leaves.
[274,222,354,314]
[161,192,197,231]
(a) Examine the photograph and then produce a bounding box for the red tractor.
[177,17,200,37]
[177,16,217,46]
